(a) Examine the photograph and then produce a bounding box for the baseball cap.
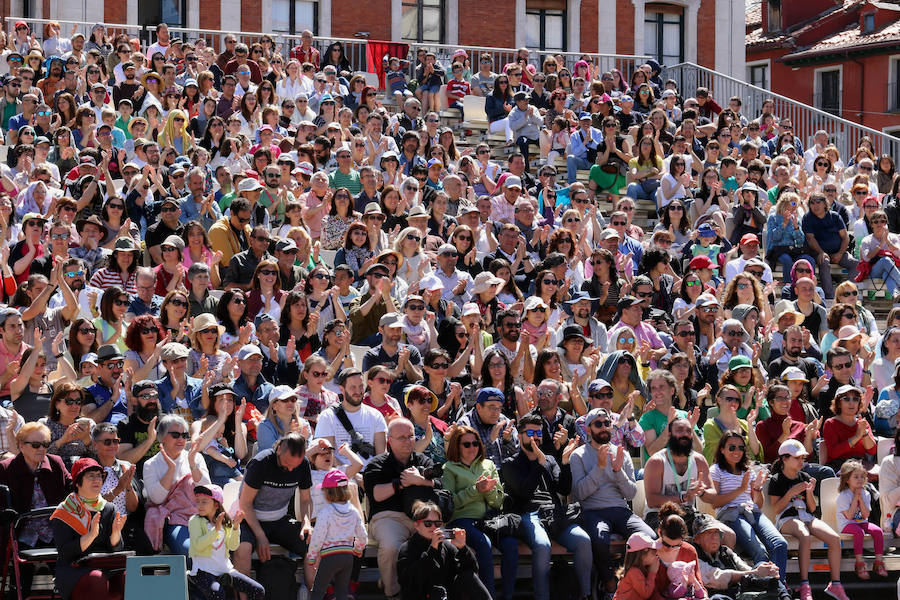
[740,233,760,246]
[379,313,404,328]
[476,387,505,405]
[194,484,224,503]
[626,532,659,552]
[777,439,808,458]
[318,468,349,489]
[237,344,263,360]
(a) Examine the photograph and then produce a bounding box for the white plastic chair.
[349,344,369,369]
[461,95,487,124]
[878,437,895,463]
[631,479,646,519]
[319,249,338,268]
[362,71,379,89]
[222,480,242,516]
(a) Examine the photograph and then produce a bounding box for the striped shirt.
[89,268,138,295]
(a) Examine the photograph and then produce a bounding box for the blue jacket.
[154,374,204,419]
[232,373,275,414]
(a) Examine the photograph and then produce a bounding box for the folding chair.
[2,504,60,600]
[124,555,189,600]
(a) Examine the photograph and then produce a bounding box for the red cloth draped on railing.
[366,40,410,90]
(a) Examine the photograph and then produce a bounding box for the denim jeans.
[451,517,519,600]
[626,180,660,201]
[520,510,593,600]
[566,155,592,184]
[163,523,191,557]
[870,256,900,295]
[582,506,656,583]
[723,509,787,582]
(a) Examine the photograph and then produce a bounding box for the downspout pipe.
[849,51,865,126]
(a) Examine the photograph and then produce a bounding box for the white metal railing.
[4,18,145,42]
[666,62,900,163]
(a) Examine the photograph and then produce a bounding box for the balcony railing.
[668,63,900,163]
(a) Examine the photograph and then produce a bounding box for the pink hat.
[317,468,349,489]
[626,532,660,552]
[259,125,274,133]
[194,484,225,504]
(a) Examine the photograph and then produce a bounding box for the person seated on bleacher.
[821,383,877,473]
[801,191,859,299]
[50,457,126,600]
[363,418,444,600]
[645,502,712,600]
[707,430,788,584]
[457,386,520,469]
[571,408,653,597]
[691,514,789,600]
[857,209,900,303]
[396,500,491,600]
[232,433,314,580]
[566,112,602,185]
[499,413,593,600]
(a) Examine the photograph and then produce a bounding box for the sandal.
[855,560,870,580]
[873,559,888,577]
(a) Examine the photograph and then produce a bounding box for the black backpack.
[255,555,298,600]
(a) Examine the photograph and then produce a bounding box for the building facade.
[5,0,746,78]
[746,0,900,138]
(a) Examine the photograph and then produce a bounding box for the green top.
[442,458,505,521]
[329,169,362,195]
[639,408,687,463]
[702,417,763,465]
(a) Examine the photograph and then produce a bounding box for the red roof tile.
[746,0,762,27]
[783,19,900,59]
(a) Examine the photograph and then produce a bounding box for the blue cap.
[578,112,592,121]
[565,290,600,304]
[587,379,612,394]
[476,387,505,405]
[427,158,443,169]
[698,223,716,237]
[320,93,335,103]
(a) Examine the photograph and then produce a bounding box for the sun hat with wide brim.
[189,313,225,346]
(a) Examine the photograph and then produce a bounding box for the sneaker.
[798,582,813,600]
[825,582,851,600]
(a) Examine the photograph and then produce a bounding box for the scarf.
[402,314,428,347]
[521,319,548,346]
[50,492,107,535]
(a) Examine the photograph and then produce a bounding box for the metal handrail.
[666,62,900,162]
[3,17,144,37]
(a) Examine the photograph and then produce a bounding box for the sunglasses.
[24,441,51,449]
[429,362,449,370]
[168,431,191,440]
[309,370,328,378]
[407,304,425,311]
[259,269,277,277]
[113,299,130,307]
[542,279,559,286]
[590,391,614,400]
[62,397,82,406]
[99,438,121,446]
[524,430,543,438]
[420,520,443,527]
[460,441,479,449]
[372,376,393,385]
[169,299,188,308]
[727,444,746,452]
[840,290,859,297]
[79,326,96,334]
[406,234,422,242]
[617,337,635,345]
[140,327,159,335]
[832,361,852,370]
[590,420,612,428]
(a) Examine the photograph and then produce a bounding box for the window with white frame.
[402,0,445,43]
[644,4,684,65]
[526,8,566,52]
[272,0,318,35]
[748,62,769,90]
[816,69,841,116]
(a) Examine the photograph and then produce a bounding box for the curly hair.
[124,314,163,352]
[721,273,766,313]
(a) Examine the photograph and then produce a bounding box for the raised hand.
[611,444,625,472]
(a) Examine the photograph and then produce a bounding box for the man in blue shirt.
[84,345,129,425]
[179,167,222,230]
[154,342,204,420]
[801,193,858,298]
[566,113,602,184]
[232,344,275,414]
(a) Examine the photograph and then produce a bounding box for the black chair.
[0,485,60,600]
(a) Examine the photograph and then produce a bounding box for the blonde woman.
[156,109,194,155]
[392,226,432,286]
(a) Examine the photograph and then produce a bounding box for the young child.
[333,264,360,310]
[188,484,265,600]
[306,469,368,600]
[768,440,848,600]
[690,223,723,279]
[836,459,887,580]
[613,532,660,600]
[385,56,412,106]
[446,61,471,115]
[546,116,571,164]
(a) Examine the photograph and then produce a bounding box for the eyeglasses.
[841,395,861,403]
[99,438,121,446]
[24,441,51,449]
[168,431,191,439]
[50,233,71,240]
[727,444,746,452]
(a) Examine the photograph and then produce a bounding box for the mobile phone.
[439,528,455,538]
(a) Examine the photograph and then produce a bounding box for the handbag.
[538,502,583,538]
[334,406,376,458]
[477,512,526,545]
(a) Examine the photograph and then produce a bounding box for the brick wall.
[580,0,598,52]
[242,0,262,33]
[458,0,517,48]
[697,0,715,69]
[616,0,635,55]
[105,0,127,24]
[331,0,392,39]
[199,0,221,30]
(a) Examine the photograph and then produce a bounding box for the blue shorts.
[419,83,441,94]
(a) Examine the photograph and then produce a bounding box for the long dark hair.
[714,430,750,474]
[660,200,689,233]
[68,318,99,368]
[489,258,524,302]
[216,289,249,334]
[533,348,561,384]
[491,75,512,102]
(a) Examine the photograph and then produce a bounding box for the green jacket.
[442,458,505,521]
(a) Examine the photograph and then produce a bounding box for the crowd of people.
[0,16,900,600]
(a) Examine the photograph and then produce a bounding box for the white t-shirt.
[835,487,871,532]
[313,404,386,467]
